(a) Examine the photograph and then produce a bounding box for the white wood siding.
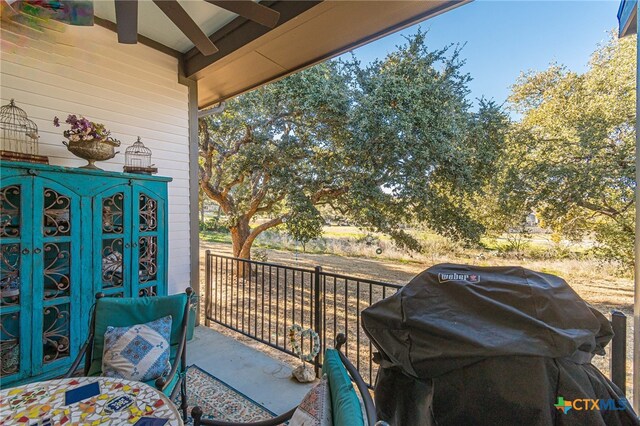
[1,22,192,295]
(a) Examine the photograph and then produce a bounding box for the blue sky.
[344,0,620,107]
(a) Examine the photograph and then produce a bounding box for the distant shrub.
[416,233,461,261]
[252,248,269,262]
[356,234,381,246]
[200,217,228,233]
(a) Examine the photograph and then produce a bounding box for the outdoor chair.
[191,333,383,426]
[66,288,194,419]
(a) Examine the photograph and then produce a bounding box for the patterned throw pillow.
[289,376,332,426]
[102,315,172,382]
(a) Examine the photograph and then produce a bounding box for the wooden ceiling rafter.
[183,1,322,78]
[114,0,138,44]
[204,0,280,28]
[153,0,219,56]
[111,0,284,57]
[103,0,323,78]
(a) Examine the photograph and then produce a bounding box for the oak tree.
[497,33,635,265]
[199,32,507,258]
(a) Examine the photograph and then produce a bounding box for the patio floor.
[186,326,315,414]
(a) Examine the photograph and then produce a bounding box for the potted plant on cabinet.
[54,115,120,170]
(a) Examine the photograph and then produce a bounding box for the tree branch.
[239,216,284,256]
[311,186,349,204]
[246,174,271,219]
[200,179,233,213]
[576,200,620,219]
[220,125,253,160]
[255,193,287,214]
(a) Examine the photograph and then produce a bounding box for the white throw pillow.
[101,315,172,382]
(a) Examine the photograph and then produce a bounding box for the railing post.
[314,265,323,377]
[610,310,626,394]
[205,250,211,327]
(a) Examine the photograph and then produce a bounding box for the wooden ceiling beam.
[183,0,322,78]
[153,0,219,56]
[205,0,280,28]
[114,0,138,44]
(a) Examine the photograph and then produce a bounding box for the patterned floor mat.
[177,365,276,423]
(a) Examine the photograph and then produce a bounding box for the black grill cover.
[361,264,638,426]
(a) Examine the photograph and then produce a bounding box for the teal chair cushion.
[322,349,364,426]
[88,294,188,379]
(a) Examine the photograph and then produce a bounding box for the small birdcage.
[123,137,157,174]
[0,99,48,164]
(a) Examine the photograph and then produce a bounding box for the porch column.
[634,5,640,413]
[178,70,201,326]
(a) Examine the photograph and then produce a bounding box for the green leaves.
[496,32,636,267]
[199,31,509,256]
[345,31,508,244]
[284,193,324,245]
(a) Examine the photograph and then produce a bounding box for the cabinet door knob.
[22,248,30,255]
[132,242,138,248]
[125,243,131,248]
[33,248,42,254]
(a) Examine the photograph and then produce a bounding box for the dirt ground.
[201,241,634,313]
[199,241,635,402]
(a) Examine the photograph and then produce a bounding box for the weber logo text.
[438,273,480,283]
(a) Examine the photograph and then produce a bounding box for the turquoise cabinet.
[0,161,171,385]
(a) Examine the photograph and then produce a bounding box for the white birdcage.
[123,137,156,174]
[0,99,40,156]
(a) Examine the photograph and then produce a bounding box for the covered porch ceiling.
[92,0,469,109]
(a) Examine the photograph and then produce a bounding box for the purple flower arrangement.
[53,115,120,145]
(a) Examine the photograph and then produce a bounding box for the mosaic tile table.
[0,377,183,425]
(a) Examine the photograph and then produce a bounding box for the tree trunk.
[230,215,284,282]
[230,218,251,259]
[238,243,252,259]
[230,218,252,279]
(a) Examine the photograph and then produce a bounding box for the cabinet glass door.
[31,179,82,376]
[132,187,165,297]
[95,186,132,297]
[0,179,33,383]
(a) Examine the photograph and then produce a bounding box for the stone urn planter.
[55,114,121,170]
[63,138,120,170]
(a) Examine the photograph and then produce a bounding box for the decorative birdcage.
[123,137,157,174]
[0,99,48,164]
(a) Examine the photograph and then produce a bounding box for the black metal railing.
[204,254,318,361]
[203,251,401,387]
[204,251,629,391]
[610,310,628,395]
[317,270,403,385]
